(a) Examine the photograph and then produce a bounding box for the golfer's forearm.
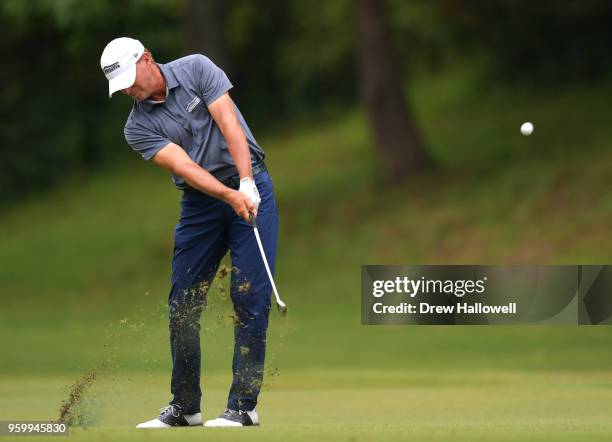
[176,162,233,201]
[152,143,234,202]
[223,128,252,180]
[209,93,253,179]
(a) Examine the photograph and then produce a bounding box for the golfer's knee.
[169,288,207,327]
[233,308,270,335]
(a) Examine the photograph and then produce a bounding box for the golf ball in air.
[520,122,534,136]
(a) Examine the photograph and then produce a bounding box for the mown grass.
[1,370,611,441]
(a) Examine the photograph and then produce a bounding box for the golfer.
[100,37,279,428]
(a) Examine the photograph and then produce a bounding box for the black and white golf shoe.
[136,404,202,428]
[204,409,259,427]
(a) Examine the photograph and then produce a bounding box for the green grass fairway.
[1,370,611,441]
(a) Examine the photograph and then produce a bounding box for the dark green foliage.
[2,0,611,203]
[0,0,183,204]
[224,0,356,126]
[438,0,612,82]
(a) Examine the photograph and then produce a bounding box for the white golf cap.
[100,37,145,98]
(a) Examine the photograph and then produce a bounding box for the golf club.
[250,213,287,316]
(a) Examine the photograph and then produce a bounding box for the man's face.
[121,54,156,102]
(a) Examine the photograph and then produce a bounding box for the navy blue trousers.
[168,171,278,414]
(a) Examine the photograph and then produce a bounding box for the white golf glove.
[239,177,261,210]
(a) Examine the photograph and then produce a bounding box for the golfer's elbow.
[152,143,193,175]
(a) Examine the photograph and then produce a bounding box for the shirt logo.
[103,62,120,75]
[186,96,201,112]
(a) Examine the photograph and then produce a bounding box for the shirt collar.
[139,63,179,112]
[158,63,179,90]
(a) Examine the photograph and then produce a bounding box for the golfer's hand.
[239,177,261,210]
[226,189,257,222]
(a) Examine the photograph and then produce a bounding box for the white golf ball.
[520,122,534,136]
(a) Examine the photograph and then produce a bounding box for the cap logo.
[103,62,121,75]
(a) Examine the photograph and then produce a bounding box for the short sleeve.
[124,121,171,161]
[193,54,233,106]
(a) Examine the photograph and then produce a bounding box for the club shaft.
[252,226,283,304]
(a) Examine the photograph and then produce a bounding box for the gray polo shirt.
[123,54,264,189]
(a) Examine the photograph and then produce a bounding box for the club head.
[276,300,288,316]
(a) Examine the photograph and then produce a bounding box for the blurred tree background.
[1,0,612,203]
